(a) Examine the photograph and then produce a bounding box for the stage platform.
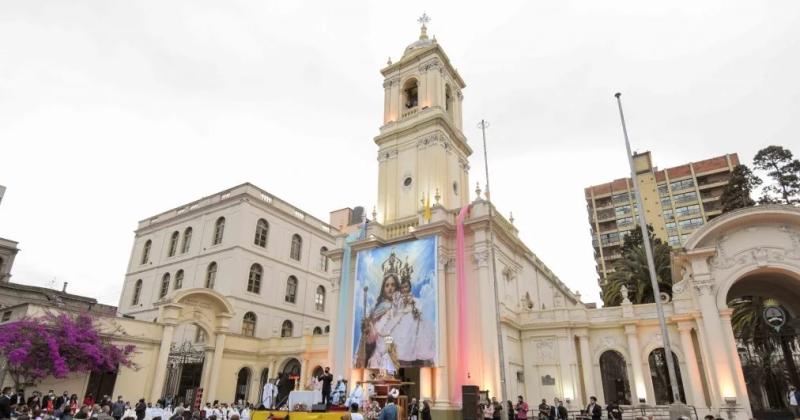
[252,410,344,420]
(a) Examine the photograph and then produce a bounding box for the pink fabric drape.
[454,204,471,403]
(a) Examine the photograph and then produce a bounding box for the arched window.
[168,231,179,257]
[182,227,192,254]
[599,350,631,405]
[159,273,170,298]
[403,78,419,109]
[141,240,152,264]
[247,264,263,294]
[281,320,294,337]
[206,262,217,289]
[312,327,323,335]
[324,325,330,334]
[285,276,298,303]
[242,312,256,337]
[254,219,269,248]
[290,234,302,261]
[235,367,251,403]
[648,348,686,404]
[174,269,184,290]
[213,217,225,245]
[132,279,143,305]
[315,285,326,311]
[319,247,329,271]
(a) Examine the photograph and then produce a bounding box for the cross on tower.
[417,13,431,27]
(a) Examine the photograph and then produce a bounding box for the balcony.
[674,194,698,204]
[401,106,419,119]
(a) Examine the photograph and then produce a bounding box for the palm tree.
[602,234,672,306]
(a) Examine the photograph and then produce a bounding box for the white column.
[420,367,433,401]
[578,333,596,400]
[624,324,646,404]
[207,332,227,402]
[677,322,706,407]
[200,347,214,395]
[557,334,576,403]
[269,359,278,381]
[694,277,737,401]
[719,310,753,418]
[150,324,175,402]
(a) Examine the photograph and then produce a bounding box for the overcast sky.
[1,1,799,306]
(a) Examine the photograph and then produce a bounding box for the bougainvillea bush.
[0,312,136,387]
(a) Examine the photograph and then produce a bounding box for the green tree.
[602,225,673,306]
[720,164,762,212]
[753,145,800,204]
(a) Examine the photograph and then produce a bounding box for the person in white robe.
[262,380,277,409]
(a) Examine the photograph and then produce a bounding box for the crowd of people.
[0,387,255,420]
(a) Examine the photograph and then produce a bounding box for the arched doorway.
[648,348,686,404]
[599,350,631,405]
[726,269,800,418]
[276,358,301,408]
[235,367,252,404]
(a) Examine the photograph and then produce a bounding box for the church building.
[4,19,800,420]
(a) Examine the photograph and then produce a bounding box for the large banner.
[352,236,438,369]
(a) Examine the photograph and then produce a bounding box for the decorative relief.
[535,340,555,362]
[473,250,490,267]
[709,227,800,270]
[593,336,618,354]
[457,90,463,101]
[692,276,715,295]
[418,59,442,73]
[377,149,399,162]
[417,133,451,151]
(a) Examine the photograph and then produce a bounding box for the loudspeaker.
[462,385,480,420]
[311,404,327,412]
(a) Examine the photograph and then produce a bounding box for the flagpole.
[613,93,682,403]
[478,119,508,401]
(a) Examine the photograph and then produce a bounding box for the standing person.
[408,398,419,420]
[112,397,126,420]
[12,390,26,408]
[43,391,56,415]
[320,368,334,407]
[605,400,621,420]
[491,397,502,420]
[482,402,494,420]
[27,392,42,410]
[549,398,566,420]
[134,400,146,420]
[537,399,549,420]
[788,385,800,419]
[1,387,14,420]
[378,396,398,420]
[584,397,601,420]
[420,401,431,420]
[515,396,528,420]
[84,394,96,408]
[505,402,514,420]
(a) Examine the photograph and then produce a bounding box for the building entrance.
[163,341,205,407]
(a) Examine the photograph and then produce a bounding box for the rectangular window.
[670,178,695,192]
[612,193,629,204]
[658,184,669,197]
[660,197,672,208]
[616,217,633,228]
[614,205,631,217]
[1,311,11,322]
[663,209,674,220]
[668,235,681,247]
[674,191,698,204]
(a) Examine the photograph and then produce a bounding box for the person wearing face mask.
[43,391,56,415]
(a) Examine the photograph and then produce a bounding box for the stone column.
[207,332,227,402]
[577,332,596,400]
[693,275,737,401]
[383,79,392,123]
[624,324,646,404]
[300,357,310,391]
[199,347,214,395]
[269,359,278,381]
[420,367,433,401]
[557,334,576,404]
[719,310,753,418]
[434,249,451,408]
[150,323,175,402]
[677,322,706,407]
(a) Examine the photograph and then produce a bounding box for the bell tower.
[375,15,472,225]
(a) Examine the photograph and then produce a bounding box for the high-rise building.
[585,151,739,286]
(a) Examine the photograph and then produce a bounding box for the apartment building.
[585,151,739,286]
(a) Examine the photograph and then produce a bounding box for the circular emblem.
[763,305,786,332]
